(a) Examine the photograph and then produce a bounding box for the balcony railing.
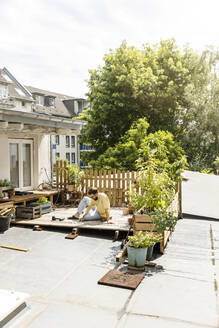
[0,97,16,108]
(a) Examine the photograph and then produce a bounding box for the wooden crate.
[16,206,41,219]
[133,214,171,254]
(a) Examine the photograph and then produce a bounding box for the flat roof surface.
[1,216,219,327]
[182,170,219,220]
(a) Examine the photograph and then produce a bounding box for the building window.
[66,136,70,148]
[71,153,75,164]
[71,136,75,148]
[0,84,8,98]
[34,94,44,106]
[80,144,92,150]
[55,135,60,145]
[56,152,60,159]
[45,96,55,107]
[66,152,70,163]
[48,97,55,107]
[21,101,25,107]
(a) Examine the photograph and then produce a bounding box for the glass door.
[10,143,19,188]
[9,139,33,189]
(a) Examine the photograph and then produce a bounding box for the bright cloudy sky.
[1,0,218,98]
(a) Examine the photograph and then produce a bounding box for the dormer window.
[0,84,8,98]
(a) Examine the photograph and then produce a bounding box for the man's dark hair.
[88,187,98,195]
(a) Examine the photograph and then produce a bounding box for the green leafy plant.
[0,179,12,187]
[128,231,162,248]
[35,196,49,204]
[150,210,178,233]
[65,161,84,191]
[129,158,175,213]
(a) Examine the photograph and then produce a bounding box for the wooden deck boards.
[13,207,132,232]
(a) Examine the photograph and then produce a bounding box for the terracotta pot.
[128,206,134,214]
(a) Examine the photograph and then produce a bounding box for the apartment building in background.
[0,66,86,189]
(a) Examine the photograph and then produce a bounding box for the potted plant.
[127,231,161,267]
[30,196,51,214]
[0,179,14,194]
[129,158,178,253]
[129,159,176,215]
[65,162,84,193]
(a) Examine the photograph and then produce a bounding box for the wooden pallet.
[16,206,41,219]
[133,214,171,254]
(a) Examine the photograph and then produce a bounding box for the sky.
[1,0,218,98]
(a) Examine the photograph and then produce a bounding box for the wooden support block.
[33,225,43,231]
[1,245,29,252]
[65,233,78,240]
[116,245,127,262]
[72,228,79,235]
[113,230,119,241]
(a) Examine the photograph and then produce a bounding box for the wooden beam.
[1,245,29,252]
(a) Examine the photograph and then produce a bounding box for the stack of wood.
[0,206,16,217]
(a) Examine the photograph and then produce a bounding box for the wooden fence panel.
[53,161,181,212]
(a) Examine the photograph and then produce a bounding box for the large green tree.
[81,39,210,163]
[180,48,219,170]
[89,118,187,181]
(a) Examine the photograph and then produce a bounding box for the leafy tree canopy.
[80,39,210,161]
[89,118,187,181]
[80,40,218,171]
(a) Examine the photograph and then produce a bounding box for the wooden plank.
[126,171,130,203]
[94,169,98,188]
[134,214,152,223]
[122,171,125,203]
[160,230,171,253]
[103,170,107,193]
[0,202,14,209]
[84,169,88,194]
[112,169,116,206]
[117,170,121,206]
[99,169,102,192]
[108,170,112,205]
[134,222,155,232]
[90,169,93,188]
[1,245,29,252]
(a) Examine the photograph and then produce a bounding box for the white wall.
[0,134,10,180]
[37,135,52,187]
[15,100,32,112]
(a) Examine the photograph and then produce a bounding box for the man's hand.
[78,215,84,222]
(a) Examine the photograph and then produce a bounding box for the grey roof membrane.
[182,170,219,220]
